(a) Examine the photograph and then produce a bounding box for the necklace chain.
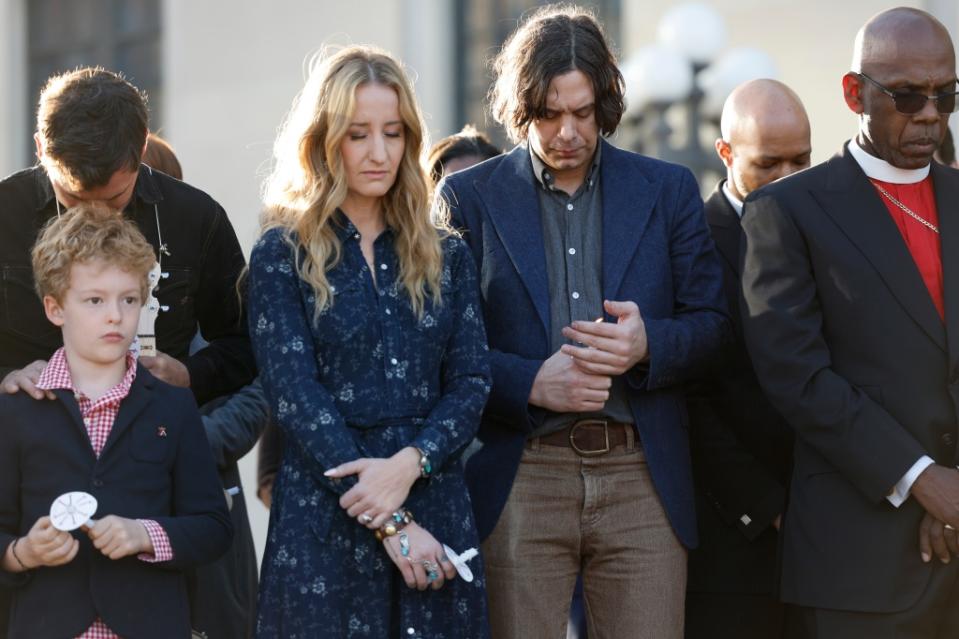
[871,182,940,235]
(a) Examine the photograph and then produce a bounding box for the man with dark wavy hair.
[438,5,728,637]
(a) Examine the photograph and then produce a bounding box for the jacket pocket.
[313,277,366,343]
[153,267,195,344]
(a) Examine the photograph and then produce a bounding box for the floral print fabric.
[249,217,491,638]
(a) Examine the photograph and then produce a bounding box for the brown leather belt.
[535,419,633,457]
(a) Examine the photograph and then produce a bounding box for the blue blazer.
[439,140,729,548]
[0,365,233,639]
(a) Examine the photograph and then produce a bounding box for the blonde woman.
[248,46,491,638]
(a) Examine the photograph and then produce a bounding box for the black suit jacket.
[687,184,793,596]
[740,144,959,613]
[0,366,233,639]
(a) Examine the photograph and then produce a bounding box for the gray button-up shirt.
[529,145,634,437]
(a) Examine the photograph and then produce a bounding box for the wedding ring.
[945,524,956,531]
[359,514,373,524]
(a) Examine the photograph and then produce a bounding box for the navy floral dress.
[248,215,492,639]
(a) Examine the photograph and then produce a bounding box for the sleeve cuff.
[137,519,174,563]
[887,455,935,508]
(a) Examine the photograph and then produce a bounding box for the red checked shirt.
[36,348,174,639]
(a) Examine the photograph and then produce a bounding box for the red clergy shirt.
[870,176,944,320]
[35,348,174,639]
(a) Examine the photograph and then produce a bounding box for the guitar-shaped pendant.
[136,262,164,357]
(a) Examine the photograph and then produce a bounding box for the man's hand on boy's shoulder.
[86,516,154,560]
[7,516,79,571]
[139,351,190,388]
[1,360,55,400]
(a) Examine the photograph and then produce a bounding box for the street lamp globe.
[657,3,727,67]
[622,44,694,114]
[700,47,779,120]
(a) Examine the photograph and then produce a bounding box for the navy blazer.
[440,140,729,547]
[0,365,233,639]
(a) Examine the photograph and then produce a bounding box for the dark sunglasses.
[859,72,959,114]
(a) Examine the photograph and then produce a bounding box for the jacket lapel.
[474,145,551,333]
[704,182,743,276]
[99,365,154,459]
[816,147,945,351]
[601,140,661,300]
[52,389,96,455]
[933,162,959,373]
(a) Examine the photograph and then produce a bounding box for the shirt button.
[407,629,415,636]
[385,308,392,315]
[380,263,388,271]
[566,203,574,211]
[568,248,576,255]
[571,291,580,300]
[390,358,398,365]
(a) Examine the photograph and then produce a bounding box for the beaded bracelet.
[374,508,414,541]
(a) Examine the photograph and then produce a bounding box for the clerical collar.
[721,181,744,218]
[848,141,929,184]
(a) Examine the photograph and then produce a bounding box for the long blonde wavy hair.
[261,45,446,318]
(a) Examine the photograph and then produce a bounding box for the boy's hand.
[87,516,153,560]
[1,360,56,400]
[139,351,190,388]
[15,516,79,569]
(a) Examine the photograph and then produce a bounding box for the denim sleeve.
[411,238,492,471]
[201,378,270,469]
[247,229,362,495]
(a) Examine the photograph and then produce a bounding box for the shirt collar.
[528,142,602,192]
[33,163,163,213]
[721,181,744,217]
[331,208,395,243]
[36,347,138,401]
[848,140,930,184]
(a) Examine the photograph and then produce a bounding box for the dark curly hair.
[489,4,625,143]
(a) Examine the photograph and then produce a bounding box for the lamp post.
[620,3,778,186]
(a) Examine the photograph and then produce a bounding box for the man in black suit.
[686,79,810,639]
[741,8,959,638]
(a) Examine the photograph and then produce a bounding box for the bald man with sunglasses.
[740,8,959,638]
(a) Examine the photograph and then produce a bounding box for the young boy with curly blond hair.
[0,203,232,639]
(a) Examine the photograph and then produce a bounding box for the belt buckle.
[569,419,609,457]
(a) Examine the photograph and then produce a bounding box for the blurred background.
[0,0,956,562]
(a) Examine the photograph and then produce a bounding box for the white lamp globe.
[657,3,727,66]
[699,47,779,119]
[622,44,694,114]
